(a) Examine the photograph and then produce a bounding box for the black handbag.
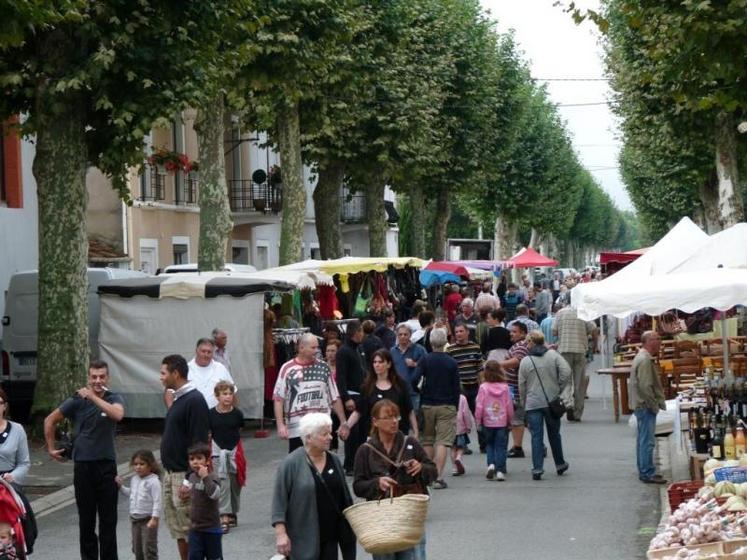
[528,357,566,420]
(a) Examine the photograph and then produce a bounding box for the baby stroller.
[0,479,36,559]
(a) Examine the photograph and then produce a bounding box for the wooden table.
[597,366,632,422]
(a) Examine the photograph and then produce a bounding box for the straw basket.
[343,494,430,554]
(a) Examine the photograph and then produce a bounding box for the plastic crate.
[667,480,704,513]
[714,467,747,484]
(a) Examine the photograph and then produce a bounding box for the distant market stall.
[419,261,493,288]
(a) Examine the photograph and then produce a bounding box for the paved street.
[32,364,665,559]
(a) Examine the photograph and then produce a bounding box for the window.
[255,242,269,270]
[139,239,159,275]
[310,247,321,260]
[173,244,188,265]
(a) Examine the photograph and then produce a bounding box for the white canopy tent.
[573,219,747,377]
[670,222,747,273]
[572,217,710,319]
[572,268,747,321]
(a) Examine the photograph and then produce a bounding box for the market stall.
[97,272,295,418]
[505,246,559,269]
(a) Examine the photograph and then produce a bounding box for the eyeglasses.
[376,416,401,422]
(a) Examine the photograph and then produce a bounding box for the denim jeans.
[483,426,509,473]
[526,408,565,475]
[374,533,426,560]
[188,529,222,560]
[635,408,657,480]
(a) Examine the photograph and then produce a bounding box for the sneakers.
[495,471,506,482]
[556,462,569,476]
[641,476,667,484]
[486,464,496,480]
[507,447,525,458]
[452,459,465,476]
[532,473,542,481]
[433,479,448,489]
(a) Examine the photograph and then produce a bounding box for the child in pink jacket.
[475,361,514,481]
[451,393,474,476]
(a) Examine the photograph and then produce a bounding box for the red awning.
[508,247,559,268]
[424,261,470,277]
[599,252,641,266]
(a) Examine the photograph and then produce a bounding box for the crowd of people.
[271,274,602,559]
[41,332,240,560]
[14,270,605,560]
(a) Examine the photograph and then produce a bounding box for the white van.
[160,263,257,274]
[1,267,146,419]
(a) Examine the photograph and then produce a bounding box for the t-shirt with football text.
[273,358,340,439]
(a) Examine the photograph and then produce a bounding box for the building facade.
[0,120,39,323]
[87,113,399,272]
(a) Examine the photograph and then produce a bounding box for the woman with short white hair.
[271,413,356,560]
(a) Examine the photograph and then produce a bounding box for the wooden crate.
[690,452,710,481]
[722,539,747,560]
[647,542,723,559]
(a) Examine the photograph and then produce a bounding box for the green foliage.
[0,0,255,199]
[601,0,747,234]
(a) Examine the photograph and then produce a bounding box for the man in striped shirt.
[447,324,484,452]
[499,322,530,458]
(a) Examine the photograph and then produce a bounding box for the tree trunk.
[713,112,744,229]
[408,183,426,257]
[493,214,518,261]
[365,174,387,257]
[529,228,541,249]
[276,101,305,265]
[565,239,575,268]
[313,161,344,259]
[32,98,89,414]
[432,186,451,260]
[195,95,233,270]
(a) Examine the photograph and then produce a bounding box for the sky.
[480,0,633,211]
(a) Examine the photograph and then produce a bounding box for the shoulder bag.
[362,436,426,497]
[528,357,565,420]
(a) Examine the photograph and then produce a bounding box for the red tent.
[424,261,471,277]
[508,247,558,268]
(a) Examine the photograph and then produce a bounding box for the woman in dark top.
[347,349,417,439]
[353,399,437,560]
[271,413,355,560]
[481,308,512,361]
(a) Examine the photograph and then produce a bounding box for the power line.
[557,102,608,107]
[533,77,609,81]
[575,143,621,147]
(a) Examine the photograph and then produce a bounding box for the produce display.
[649,487,746,551]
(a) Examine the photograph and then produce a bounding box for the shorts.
[453,433,470,449]
[511,397,526,427]
[420,405,457,448]
[163,470,191,540]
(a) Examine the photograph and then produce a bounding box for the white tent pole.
[722,315,731,380]
[600,314,608,410]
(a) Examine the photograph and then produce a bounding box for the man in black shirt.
[335,320,366,474]
[160,354,210,560]
[44,360,125,560]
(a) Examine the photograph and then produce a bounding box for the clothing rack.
[272,327,310,344]
[322,319,360,334]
